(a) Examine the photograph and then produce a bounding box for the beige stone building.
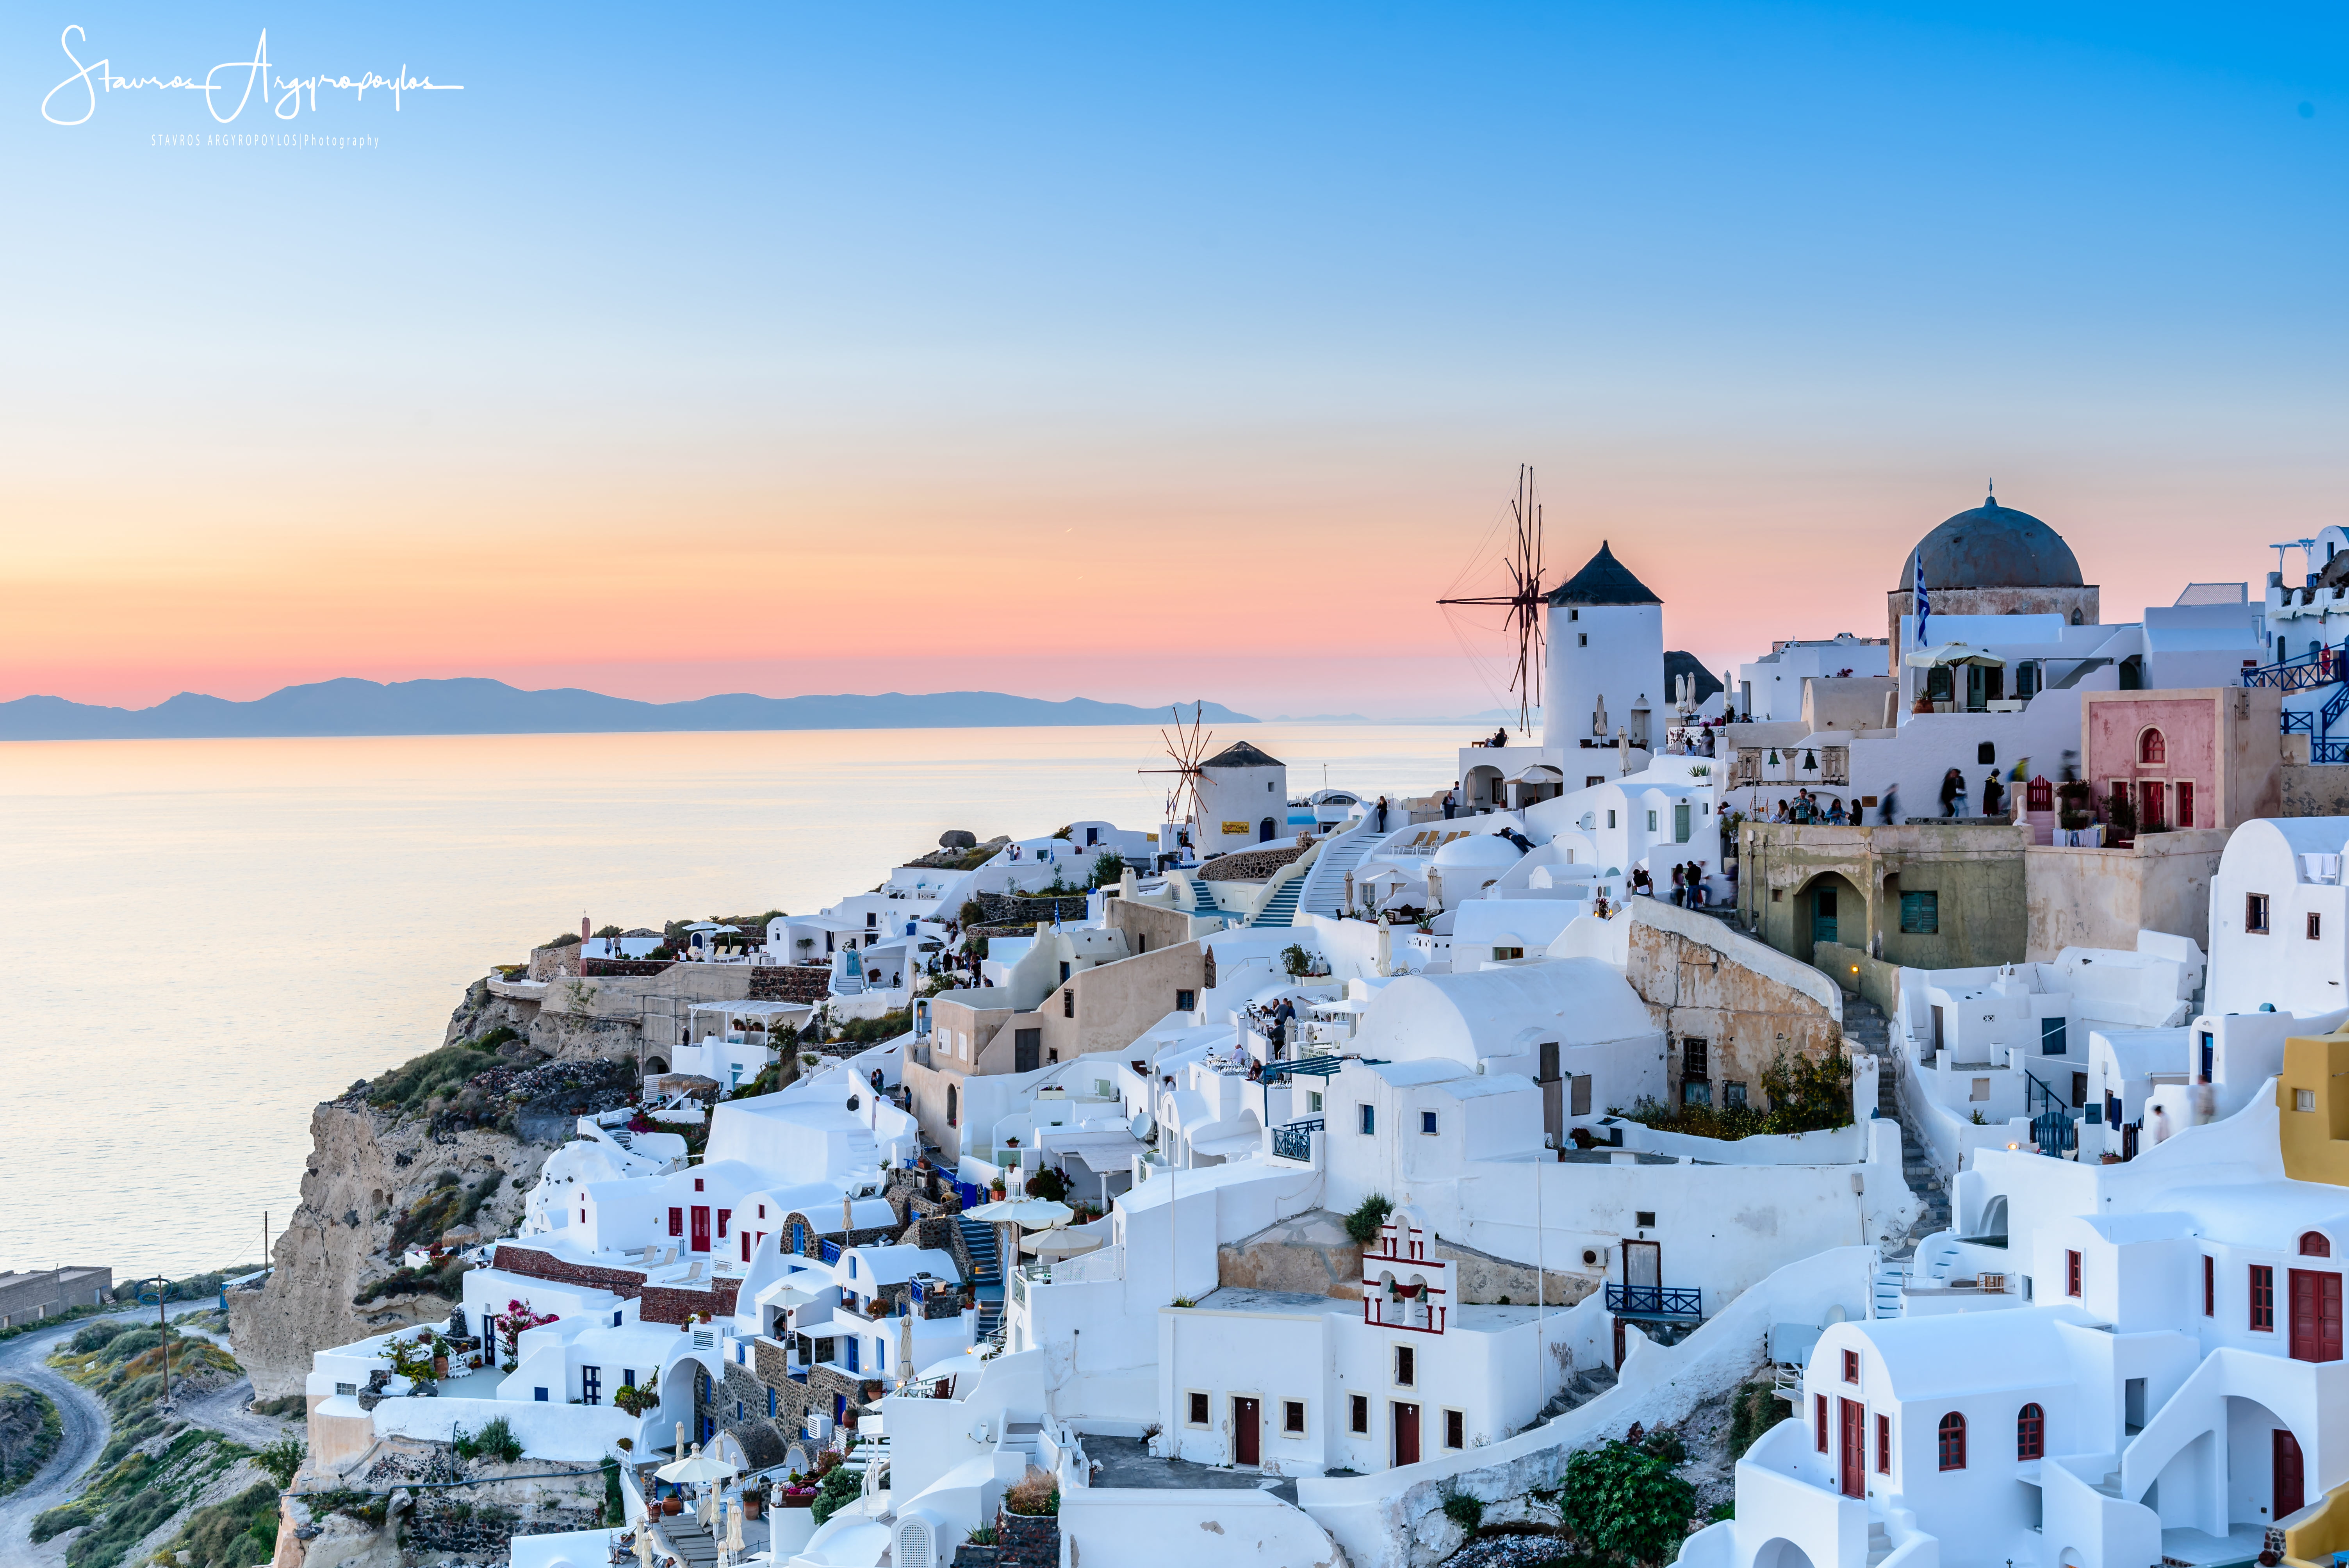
[1738,819,2030,972]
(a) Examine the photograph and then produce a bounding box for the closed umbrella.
[727,1495,746,1554]
[634,1514,656,1568]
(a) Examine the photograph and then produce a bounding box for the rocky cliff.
[230,977,639,1401]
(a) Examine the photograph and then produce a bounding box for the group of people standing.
[1770,790,1849,825]
[1631,859,1713,907]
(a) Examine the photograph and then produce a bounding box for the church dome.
[1896,495,2083,590]
[1432,834,1524,869]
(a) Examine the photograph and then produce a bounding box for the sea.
[0,723,1465,1278]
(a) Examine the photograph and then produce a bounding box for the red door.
[2176,781,2196,829]
[1233,1397,1260,1466]
[1393,1402,1420,1466]
[2289,1270,2342,1362]
[690,1205,711,1251]
[2277,1429,2306,1519]
[1839,1399,1866,1497]
[2139,780,2164,829]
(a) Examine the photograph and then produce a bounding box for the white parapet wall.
[362,1394,650,1461]
[1295,1245,1878,1568]
[1060,1485,1346,1567]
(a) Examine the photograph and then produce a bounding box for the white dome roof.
[1432,834,1524,868]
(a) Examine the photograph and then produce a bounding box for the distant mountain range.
[0,678,1260,741]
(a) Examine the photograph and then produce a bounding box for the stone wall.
[490,1245,646,1299]
[2283,755,2349,818]
[1197,844,1309,882]
[975,893,1091,925]
[527,943,583,982]
[1625,898,1844,1111]
[1217,1212,1595,1308]
[579,957,673,978]
[1739,819,2029,971]
[640,1279,741,1324]
[2023,829,2228,959]
[749,966,834,1003]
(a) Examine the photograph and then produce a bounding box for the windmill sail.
[1436,466,1548,734]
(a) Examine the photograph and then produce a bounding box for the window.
[1350,1394,1369,1434]
[2040,1017,2067,1056]
[1572,1075,1594,1115]
[1444,1409,1465,1449]
[2201,1031,2216,1082]
[1723,1082,1747,1108]
[1062,989,1074,1019]
[1978,741,1997,765]
[2304,1232,2333,1258]
[2313,912,2325,941]
[1608,810,1617,829]
[669,1207,684,1237]
[1060,961,1071,982]
[1647,811,1658,831]
[1284,1400,1306,1435]
[769,1388,778,1418]
[335,1381,358,1397]
[2253,1264,2276,1331]
[2249,894,2272,934]
[1307,1090,1323,1113]
[1187,1392,1210,1426]
[535,1387,549,1402]
[1841,1349,1859,1384]
[1876,1413,1891,1474]
[1636,1210,1656,1228]
[1394,1346,1415,1387]
[1176,989,1196,1012]
[2140,729,2166,765]
[2017,1404,2044,1461]
[2205,1255,2216,1316]
[1937,1412,1966,1470]
[1358,1105,1376,1135]
[694,1178,704,1192]
[717,1208,731,1238]
[2298,1089,2318,1113]
[1492,946,1525,960]
[2066,1250,2082,1298]
[1420,1111,1439,1136]
[1815,1395,1829,1452]
[1682,1037,1709,1081]
[1900,891,1940,934]
[1578,633,1588,647]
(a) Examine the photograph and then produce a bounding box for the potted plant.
[429,1335,450,1381]
[743,1486,764,1521]
[661,1493,683,1516]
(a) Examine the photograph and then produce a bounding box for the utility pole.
[142,1275,175,1414]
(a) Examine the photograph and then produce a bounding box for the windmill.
[1436,465,1548,734]
[1139,702,1214,828]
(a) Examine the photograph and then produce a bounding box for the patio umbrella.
[959,1198,1072,1228]
[1019,1229,1101,1259]
[634,1515,656,1568]
[727,1496,746,1554]
[656,1443,740,1486]
[1903,642,2006,668]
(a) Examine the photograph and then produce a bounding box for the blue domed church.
[1885,491,2100,646]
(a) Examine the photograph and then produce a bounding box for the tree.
[1090,849,1127,889]
[1559,1438,1696,1567]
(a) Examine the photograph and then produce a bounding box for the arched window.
[2140,729,2166,766]
[1938,1412,1967,1470]
[2303,1232,2332,1258]
[946,1083,959,1128]
[2017,1404,2044,1460]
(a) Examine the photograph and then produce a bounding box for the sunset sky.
[5,2,2344,719]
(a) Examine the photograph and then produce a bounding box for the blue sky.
[4,2,2343,714]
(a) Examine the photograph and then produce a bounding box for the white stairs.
[1297,820,1389,918]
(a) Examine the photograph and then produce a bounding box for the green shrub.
[1344,1194,1393,1245]
[1090,850,1127,889]
[1003,1466,1059,1517]
[1725,1380,1782,1461]
[1440,1484,1485,1532]
[809,1462,863,1525]
[452,1416,522,1465]
[1023,1167,1070,1203]
[1559,1438,1696,1566]
[68,1320,129,1355]
[256,1437,305,1489]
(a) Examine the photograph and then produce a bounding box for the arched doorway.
[1751,1537,1817,1568]
[1259,817,1277,842]
[1793,872,1867,966]
[643,1056,669,1075]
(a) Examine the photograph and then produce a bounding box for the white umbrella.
[656,1443,740,1486]
[1903,642,2006,668]
[1019,1229,1101,1259]
[960,1198,1072,1228]
[727,1496,746,1553]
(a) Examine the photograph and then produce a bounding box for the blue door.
[1813,887,1837,946]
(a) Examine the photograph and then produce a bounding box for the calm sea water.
[0,724,1462,1277]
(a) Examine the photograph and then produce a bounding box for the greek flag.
[1913,553,1931,646]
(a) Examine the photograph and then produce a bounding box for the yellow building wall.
[2276,1033,2349,1187]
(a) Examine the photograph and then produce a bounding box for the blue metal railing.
[1606,1283,1703,1319]
[820,1238,842,1265]
[1271,1117,1323,1162]
[2242,642,2347,693]
[2023,1069,2076,1155]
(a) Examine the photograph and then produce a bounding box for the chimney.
[581,915,591,942]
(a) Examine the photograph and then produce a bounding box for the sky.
[4,2,2344,720]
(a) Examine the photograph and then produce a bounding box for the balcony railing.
[1605,1283,1703,1319]
[820,1238,843,1265]
[1271,1117,1323,1163]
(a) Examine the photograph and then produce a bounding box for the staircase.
[1296,819,1387,918]
[1249,880,1303,929]
[1871,1260,1907,1321]
[958,1216,1003,1341]
[1000,1420,1043,1465]
[1841,991,1950,1258]
[1188,879,1221,915]
[1866,1522,1893,1568]
[1535,1362,1617,1423]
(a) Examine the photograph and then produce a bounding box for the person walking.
[1878,783,1899,824]
[1940,768,1964,818]
[1982,770,2005,818]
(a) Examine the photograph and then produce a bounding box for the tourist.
[1825,798,1846,826]
[1940,768,1964,818]
[1668,863,1684,905]
[1878,783,1899,824]
[1491,726,1508,749]
[1982,770,2005,818]
[1441,789,1456,820]
[1375,795,1389,832]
